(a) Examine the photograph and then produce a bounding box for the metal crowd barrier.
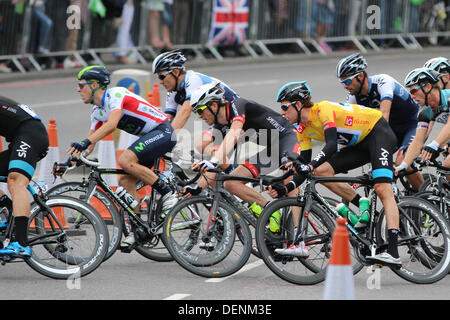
[0,0,448,73]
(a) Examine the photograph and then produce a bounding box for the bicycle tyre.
[256,197,335,285]
[26,195,109,279]
[376,196,450,284]
[163,196,252,278]
[47,182,122,262]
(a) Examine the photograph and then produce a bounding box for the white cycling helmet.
[190,82,225,110]
[424,57,450,75]
[404,67,440,87]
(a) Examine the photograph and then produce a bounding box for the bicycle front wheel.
[163,196,252,278]
[256,197,336,285]
[26,196,109,279]
[377,196,450,284]
[47,182,122,262]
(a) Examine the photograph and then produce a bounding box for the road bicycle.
[256,169,450,285]
[162,163,318,278]
[48,152,197,262]
[0,176,108,279]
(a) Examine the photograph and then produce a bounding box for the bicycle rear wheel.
[163,196,252,278]
[377,196,450,284]
[26,196,109,279]
[47,182,122,262]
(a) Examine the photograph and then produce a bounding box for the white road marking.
[205,260,265,283]
[32,99,82,108]
[163,293,192,300]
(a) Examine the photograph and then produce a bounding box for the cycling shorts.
[394,124,416,153]
[128,122,176,167]
[327,117,396,184]
[0,119,49,180]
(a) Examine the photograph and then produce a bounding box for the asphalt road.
[0,48,449,303]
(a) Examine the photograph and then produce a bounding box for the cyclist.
[0,96,49,257]
[269,81,402,266]
[396,67,450,175]
[336,53,423,191]
[151,49,239,156]
[68,65,178,247]
[424,56,450,90]
[186,82,308,256]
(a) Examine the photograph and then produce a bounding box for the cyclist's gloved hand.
[293,160,312,176]
[269,184,287,198]
[422,140,440,160]
[395,161,408,173]
[70,138,91,153]
[183,185,202,196]
[199,157,218,171]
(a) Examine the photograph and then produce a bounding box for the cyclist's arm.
[213,120,243,168]
[86,109,122,144]
[379,99,392,122]
[170,100,191,131]
[402,128,427,166]
[431,116,450,147]
[309,126,338,169]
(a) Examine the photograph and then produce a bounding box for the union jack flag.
[208,0,249,46]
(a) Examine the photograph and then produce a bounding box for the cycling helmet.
[336,53,367,78]
[404,67,440,87]
[152,50,187,74]
[276,81,311,103]
[424,57,450,74]
[77,65,110,88]
[190,82,225,109]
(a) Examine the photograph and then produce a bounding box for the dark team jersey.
[226,98,295,139]
[347,74,418,131]
[0,96,41,141]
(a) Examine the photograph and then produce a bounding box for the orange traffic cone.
[147,92,153,105]
[151,84,160,107]
[323,218,355,300]
[35,119,68,229]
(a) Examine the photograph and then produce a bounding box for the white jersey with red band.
[90,87,169,136]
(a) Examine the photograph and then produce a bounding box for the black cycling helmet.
[152,50,187,74]
[77,65,110,88]
[276,81,311,103]
[336,53,367,78]
[404,67,441,87]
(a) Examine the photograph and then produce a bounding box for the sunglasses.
[78,81,94,89]
[158,71,172,81]
[280,102,296,111]
[340,73,360,86]
[193,105,208,115]
[409,83,426,95]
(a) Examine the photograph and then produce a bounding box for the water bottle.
[335,203,359,226]
[392,182,398,197]
[116,187,139,208]
[358,197,370,224]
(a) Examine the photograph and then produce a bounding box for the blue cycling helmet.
[77,65,110,88]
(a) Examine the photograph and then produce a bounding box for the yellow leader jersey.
[295,100,383,152]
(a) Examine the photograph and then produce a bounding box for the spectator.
[115,0,135,64]
[161,0,174,51]
[143,0,165,49]
[29,0,53,53]
[314,0,334,52]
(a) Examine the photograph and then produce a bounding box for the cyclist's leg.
[395,126,424,190]
[225,162,269,208]
[0,120,48,255]
[443,154,450,181]
[118,122,176,196]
